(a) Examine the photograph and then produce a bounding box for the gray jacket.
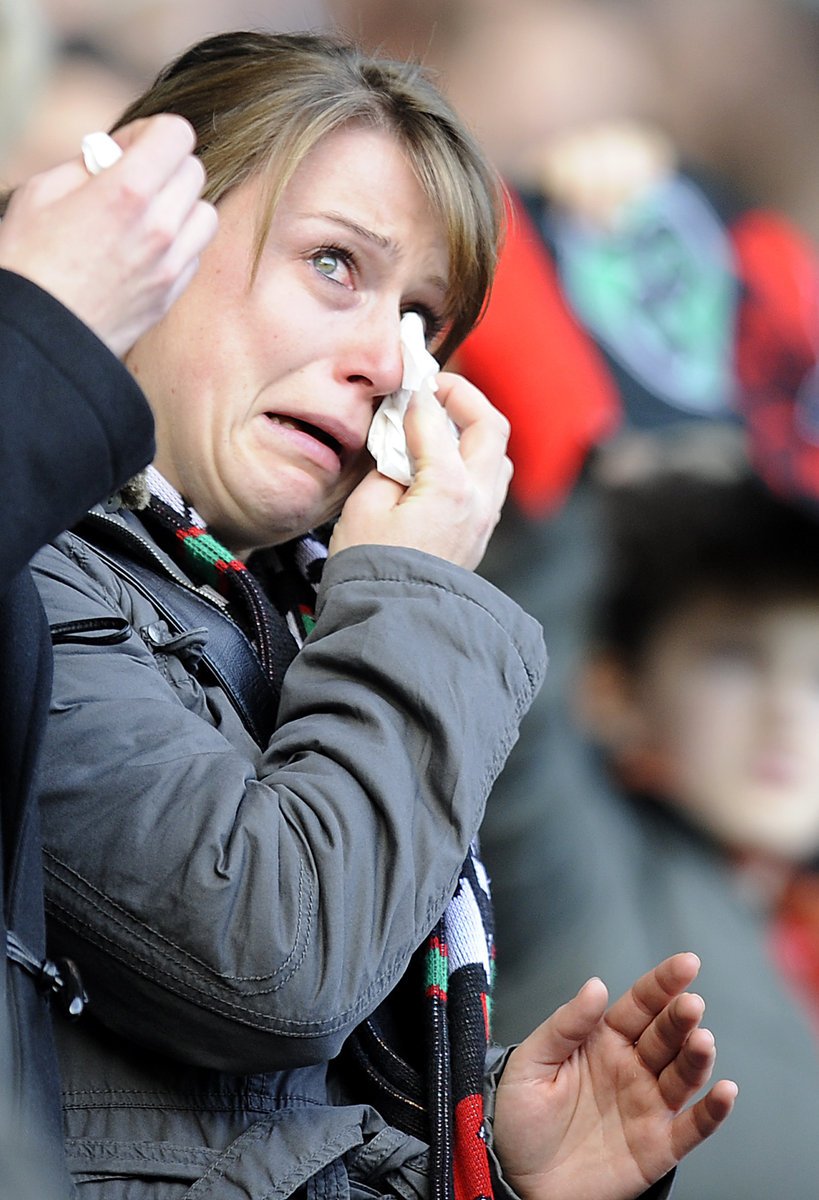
[30,505,546,1200]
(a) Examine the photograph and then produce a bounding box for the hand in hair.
[328,371,513,571]
[0,114,217,357]
[492,952,738,1200]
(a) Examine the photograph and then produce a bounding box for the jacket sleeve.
[0,269,154,588]
[32,537,546,1072]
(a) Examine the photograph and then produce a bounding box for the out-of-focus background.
[6,3,819,1198]
[5,0,819,242]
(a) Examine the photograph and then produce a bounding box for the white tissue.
[367,311,456,486]
[81,131,123,175]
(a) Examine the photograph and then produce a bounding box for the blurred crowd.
[5,2,819,1198]
[6,0,819,240]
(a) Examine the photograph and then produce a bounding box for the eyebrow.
[306,210,395,251]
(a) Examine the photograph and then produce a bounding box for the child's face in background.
[625,595,819,861]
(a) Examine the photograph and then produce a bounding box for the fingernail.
[579,976,604,992]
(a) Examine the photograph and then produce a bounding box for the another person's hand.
[492,953,738,1200]
[329,371,512,570]
[0,114,218,357]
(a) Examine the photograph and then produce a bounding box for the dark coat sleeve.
[0,269,155,590]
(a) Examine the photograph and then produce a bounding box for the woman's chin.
[240,500,331,552]
[215,468,333,549]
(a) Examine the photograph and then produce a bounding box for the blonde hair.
[113,30,502,362]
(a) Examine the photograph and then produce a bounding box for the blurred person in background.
[491,447,819,1199]
[2,0,328,184]
[37,0,327,81]
[644,0,819,247]
[456,8,819,1198]
[331,0,819,250]
[1,39,143,187]
[0,0,53,166]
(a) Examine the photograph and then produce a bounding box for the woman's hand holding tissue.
[329,368,512,571]
[366,310,453,487]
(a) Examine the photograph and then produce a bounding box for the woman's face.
[125,123,450,554]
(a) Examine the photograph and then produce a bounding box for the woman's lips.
[266,413,342,454]
[259,412,344,473]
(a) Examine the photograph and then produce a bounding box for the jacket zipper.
[82,508,237,622]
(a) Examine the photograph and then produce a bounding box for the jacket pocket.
[182,1109,366,1200]
[69,1138,216,1200]
[75,1173,198,1200]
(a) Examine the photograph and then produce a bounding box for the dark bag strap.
[77,536,293,747]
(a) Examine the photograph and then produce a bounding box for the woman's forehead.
[249,125,451,257]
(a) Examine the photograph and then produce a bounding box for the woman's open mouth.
[264,413,343,457]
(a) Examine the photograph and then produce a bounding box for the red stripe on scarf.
[175,525,203,541]
[453,1093,492,1200]
[214,556,248,574]
[430,934,449,958]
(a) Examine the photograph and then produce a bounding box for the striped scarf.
[140,468,496,1200]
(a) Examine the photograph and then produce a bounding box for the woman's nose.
[341,308,404,399]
